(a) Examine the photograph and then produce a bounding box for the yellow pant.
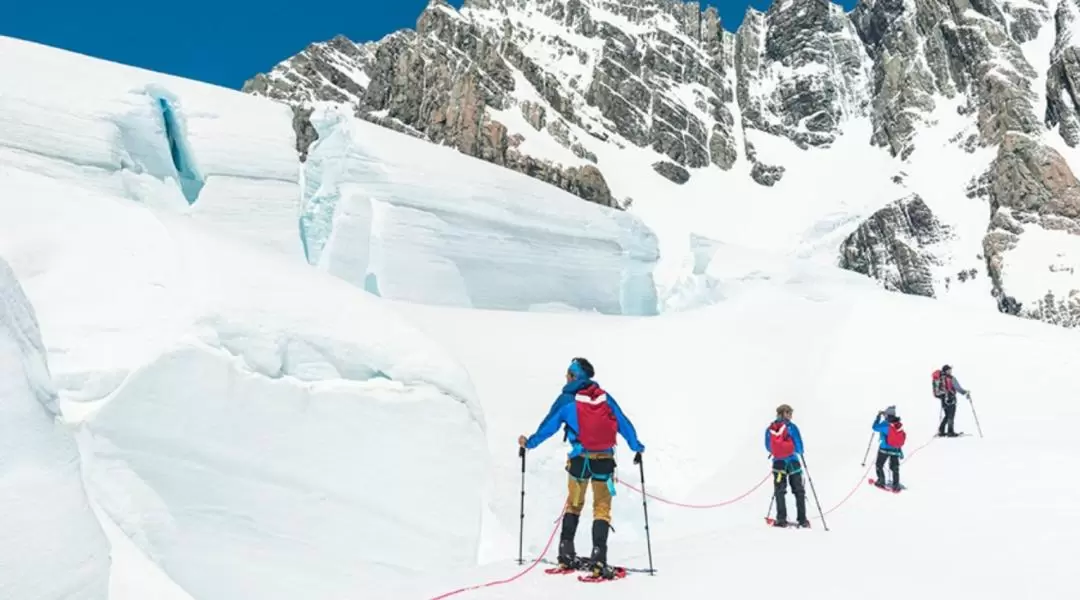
[565,454,613,522]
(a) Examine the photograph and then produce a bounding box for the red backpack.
[768,421,796,459]
[886,421,907,448]
[574,384,618,452]
[932,370,952,397]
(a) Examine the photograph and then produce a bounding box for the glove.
[633,452,642,465]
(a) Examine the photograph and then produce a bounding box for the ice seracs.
[0,257,111,600]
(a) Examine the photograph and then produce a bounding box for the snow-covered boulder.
[0,257,111,600]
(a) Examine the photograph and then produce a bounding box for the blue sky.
[3,0,857,90]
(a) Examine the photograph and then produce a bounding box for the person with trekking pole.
[764,404,809,528]
[871,406,906,492]
[518,357,645,580]
[932,365,972,437]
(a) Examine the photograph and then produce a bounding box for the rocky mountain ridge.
[243,0,1080,328]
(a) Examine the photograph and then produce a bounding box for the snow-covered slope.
[385,260,1080,599]
[246,0,1080,328]
[3,24,1080,600]
[2,158,490,600]
[0,36,493,599]
[0,34,658,317]
[0,257,111,599]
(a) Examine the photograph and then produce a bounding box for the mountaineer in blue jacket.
[518,357,645,579]
[764,404,808,528]
[872,406,906,491]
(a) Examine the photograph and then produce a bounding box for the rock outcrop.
[975,132,1080,325]
[1047,0,1080,147]
[243,0,1080,329]
[652,160,690,183]
[839,194,951,298]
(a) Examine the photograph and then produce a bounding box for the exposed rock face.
[1047,0,1080,147]
[245,0,747,201]
[652,160,690,184]
[974,133,1080,325]
[851,0,1045,158]
[840,194,950,298]
[244,34,379,106]
[244,0,1080,329]
[750,161,785,187]
[291,106,318,162]
[738,0,872,150]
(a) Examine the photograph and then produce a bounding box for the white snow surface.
[0,167,490,599]
[300,103,660,316]
[1,35,489,600]
[0,257,111,599]
[2,31,1080,600]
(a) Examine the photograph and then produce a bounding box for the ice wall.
[301,104,661,315]
[0,257,111,600]
[72,224,489,600]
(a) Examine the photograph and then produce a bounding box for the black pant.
[772,459,807,523]
[875,450,900,488]
[559,454,616,565]
[939,396,957,435]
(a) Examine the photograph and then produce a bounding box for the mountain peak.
[243,0,1080,328]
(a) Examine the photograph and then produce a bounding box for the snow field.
[388,272,1080,599]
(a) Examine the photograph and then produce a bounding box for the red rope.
[812,434,939,520]
[428,506,567,600]
[619,472,772,508]
[428,435,943,597]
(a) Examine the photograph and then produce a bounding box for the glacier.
[1,28,1080,600]
[74,221,490,600]
[0,257,111,600]
[300,103,661,315]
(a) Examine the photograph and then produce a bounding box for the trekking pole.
[765,494,775,522]
[799,455,829,531]
[517,446,526,565]
[636,453,656,575]
[860,430,875,466]
[968,395,983,438]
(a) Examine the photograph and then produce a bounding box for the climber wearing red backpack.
[872,406,906,491]
[932,364,971,437]
[764,404,808,528]
[519,357,645,580]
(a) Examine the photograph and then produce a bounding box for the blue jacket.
[524,378,645,457]
[873,416,904,457]
[764,418,804,463]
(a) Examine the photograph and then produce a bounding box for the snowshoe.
[581,561,626,582]
[545,555,589,575]
[868,478,904,493]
